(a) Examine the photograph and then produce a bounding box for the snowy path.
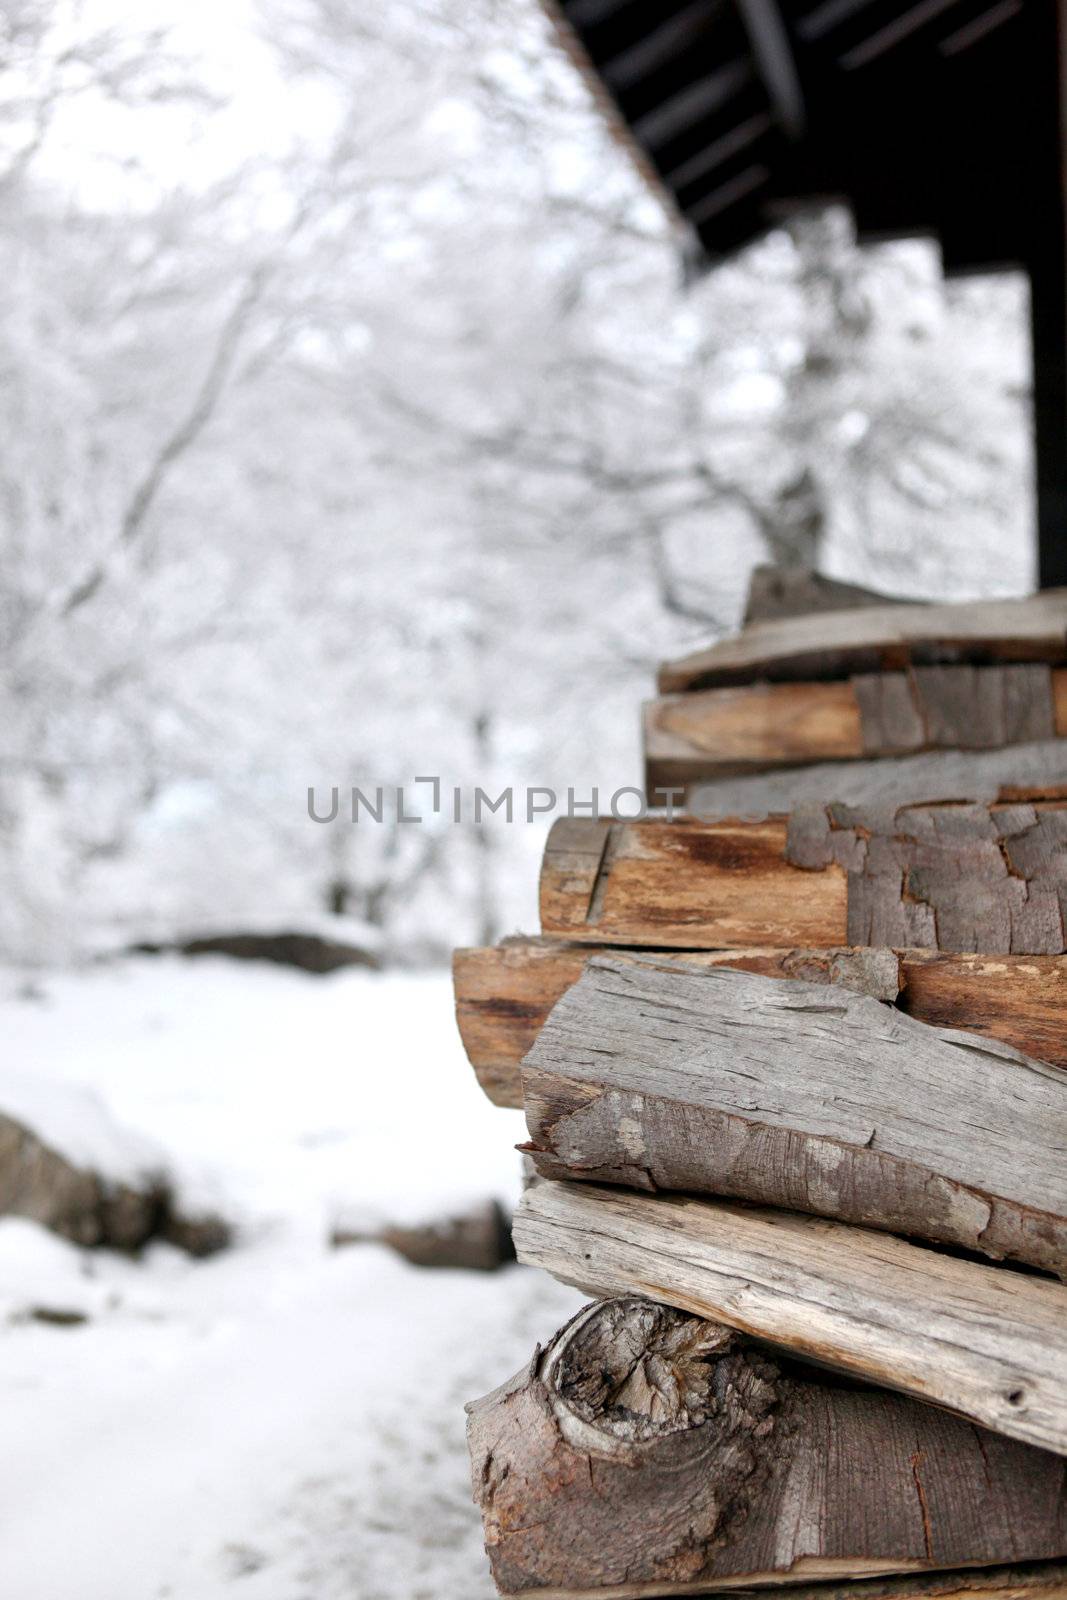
[0,959,582,1599]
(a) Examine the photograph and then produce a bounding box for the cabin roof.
[547,0,1040,275]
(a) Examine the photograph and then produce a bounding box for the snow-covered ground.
[0,957,583,1599]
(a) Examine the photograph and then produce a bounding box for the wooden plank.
[657,592,1067,694]
[540,801,1067,954]
[467,1295,1067,1600]
[453,939,1067,1108]
[520,955,1067,1276]
[513,1180,1067,1455]
[644,667,1066,793]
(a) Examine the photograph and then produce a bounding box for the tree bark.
[519,955,1067,1276]
[512,1180,1067,1455]
[540,800,1067,954]
[467,1295,1067,1599]
[658,592,1067,694]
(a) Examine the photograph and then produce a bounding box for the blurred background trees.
[0,0,1034,963]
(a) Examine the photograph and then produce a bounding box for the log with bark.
[518,954,1067,1276]
[467,1295,1067,1599]
[453,938,1067,1107]
[644,667,1067,795]
[540,799,1067,953]
[658,591,1067,694]
[512,1180,1067,1455]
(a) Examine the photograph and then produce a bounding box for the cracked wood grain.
[453,940,901,1107]
[786,800,1067,953]
[541,802,1067,954]
[657,592,1067,694]
[518,955,1067,1276]
[513,1181,1067,1456]
[453,939,1067,1108]
[467,1295,1067,1599]
[677,740,1067,817]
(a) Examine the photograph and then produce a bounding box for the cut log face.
[657,592,1067,694]
[512,1181,1067,1456]
[645,667,1067,793]
[467,1295,1067,1599]
[520,955,1067,1276]
[540,802,1067,954]
[453,939,1067,1108]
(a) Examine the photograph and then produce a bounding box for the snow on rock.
[0,956,574,1598]
[0,1063,164,1185]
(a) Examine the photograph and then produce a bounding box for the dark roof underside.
[550,0,1047,275]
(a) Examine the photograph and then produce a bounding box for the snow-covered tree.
[0,0,1033,963]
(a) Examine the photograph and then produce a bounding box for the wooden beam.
[520,954,1067,1275]
[540,799,1067,953]
[657,593,1067,693]
[513,1180,1067,1455]
[468,1295,1067,1600]
[644,667,1067,792]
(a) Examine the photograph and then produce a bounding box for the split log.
[467,1295,1067,1599]
[742,563,911,624]
[540,800,1067,953]
[453,939,1067,1108]
[513,1180,1067,1455]
[667,739,1067,815]
[645,667,1067,793]
[520,955,1067,1276]
[658,591,1067,694]
[455,940,900,1108]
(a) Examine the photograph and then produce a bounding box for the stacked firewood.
[454,575,1067,1600]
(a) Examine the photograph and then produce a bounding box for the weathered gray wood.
[718,1567,1067,1600]
[513,1180,1067,1456]
[467,1295,1067,1599]
[682,739,1067,816]
[645,667,1061,796]
[659,591,1067,693]
[454,939,902,1108]
[520,956,1067,1276]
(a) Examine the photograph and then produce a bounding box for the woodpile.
[453,579,1067,1599]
